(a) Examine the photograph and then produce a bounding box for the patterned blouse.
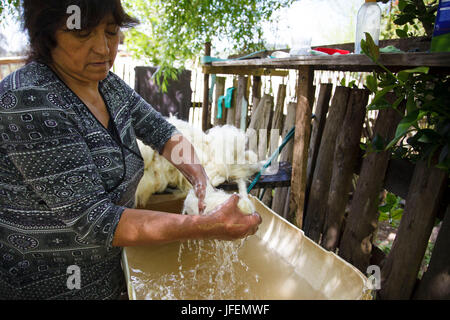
[0,62,178,299]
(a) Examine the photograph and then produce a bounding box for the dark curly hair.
[22,0,139,64]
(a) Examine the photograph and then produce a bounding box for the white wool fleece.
[183,179,255,216]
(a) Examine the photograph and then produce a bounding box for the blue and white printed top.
[0,62,178,299]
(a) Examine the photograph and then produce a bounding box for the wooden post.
[303,87,350,241]
[202,42,212,132]
[226,78,237,126]
[289,66,314,229]
[214,77,226,126]
[235,76,248,129]
[379,161,447,300]
[262,84,287,207]
[251,76,262,116]
[320,89,369,251]
[338,96,404,271]
[272,102,296,218]
[248,94,273,161]
[247,93,274,197]
[413,204,450,299]
[305,83,333,205]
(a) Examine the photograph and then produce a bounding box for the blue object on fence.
[216,87,235,119]
[247,126,296,193]
[217,96,226,119]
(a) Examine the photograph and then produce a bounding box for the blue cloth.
[0,62,178,299]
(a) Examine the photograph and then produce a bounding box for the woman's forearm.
[161,133,208,187]
[112,207,215,247]
[112,194,262,247]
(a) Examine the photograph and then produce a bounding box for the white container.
[355,0,381,54]
[122,194,372,300]
[290,34,312,56]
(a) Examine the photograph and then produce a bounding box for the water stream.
[126,235,325,300]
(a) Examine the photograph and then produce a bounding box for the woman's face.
[51,14,120,84]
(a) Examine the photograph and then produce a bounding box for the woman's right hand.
[207,194,262,240]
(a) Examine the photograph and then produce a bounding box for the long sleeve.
[0,87,125,249]
[102,72,180,154]
[130,95,180,154]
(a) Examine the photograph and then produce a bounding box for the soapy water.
[127,235,325,300]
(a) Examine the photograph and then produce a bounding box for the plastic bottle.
[431,0,450,52]
[355,0,381,54]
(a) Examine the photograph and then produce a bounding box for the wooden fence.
[2,48,448,299]
[0,56,26,80]
[200,41,449,300]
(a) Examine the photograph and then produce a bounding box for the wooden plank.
[208,52,450,73]
[234,76,248,129]
[338,100,404,271]
[247,93,273,197]
[203,66,289,77]
[214,77,226,126]
[303,86,351,242]
[226,78,238,126]
[261,84,287,207]
[247,94,274,161]
[289,66,314,229]
[413,204,450,300]
[321,89,370,251]
[379,161,447,300]
[305,83,333,205]
[272,102,297,219]
[251,76,262,117]
[202,42,212,131]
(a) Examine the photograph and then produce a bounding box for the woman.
[0,0,261,300]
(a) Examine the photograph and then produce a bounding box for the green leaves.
[397,67,429,83]
[378,192,404,226]
[0,0,21,22]
[362,34,449,174]
[122,0,294,91]
[360,32,380,63]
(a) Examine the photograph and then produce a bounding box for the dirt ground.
[374,220,442,277]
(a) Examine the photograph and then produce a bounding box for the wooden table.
[202,51,450,229]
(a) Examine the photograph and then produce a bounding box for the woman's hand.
[206,194,262,240]
[161,133,209,214]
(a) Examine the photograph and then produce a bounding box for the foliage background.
[121,0,294,89]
